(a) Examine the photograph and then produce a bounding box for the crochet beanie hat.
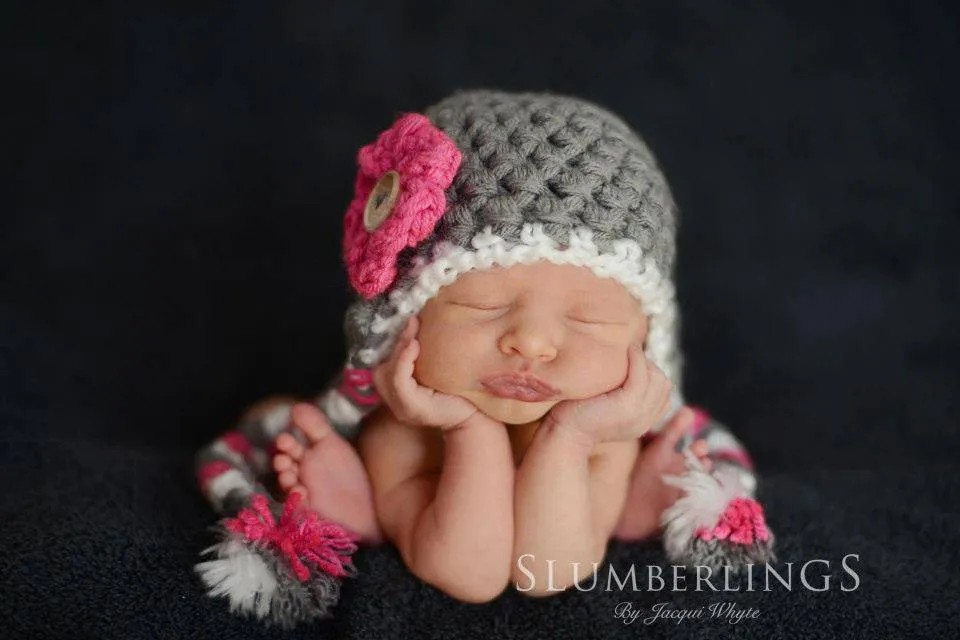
[318,89,684,438]
[195,90,773,628]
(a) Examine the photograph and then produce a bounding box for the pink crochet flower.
[342,113,461,298]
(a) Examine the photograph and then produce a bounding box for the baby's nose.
[498,321,559,362]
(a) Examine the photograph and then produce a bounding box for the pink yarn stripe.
[197,460,232,490]
[338,368,381,407]
[338,385,381,407]
[221,431,253,459]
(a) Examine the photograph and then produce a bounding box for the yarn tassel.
[195,493,358,628]
[660,450,775,571]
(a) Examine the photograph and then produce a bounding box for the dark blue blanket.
[5,1,959,638]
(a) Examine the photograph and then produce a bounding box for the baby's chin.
[464,393,557,426]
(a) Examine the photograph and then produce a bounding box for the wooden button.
[363,170,401,232]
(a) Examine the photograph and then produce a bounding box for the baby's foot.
[273,402,383,545]
[613,408,711,541]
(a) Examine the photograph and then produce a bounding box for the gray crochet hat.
[320,89,683,436]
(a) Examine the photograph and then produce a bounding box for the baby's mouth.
[481,374,559,403]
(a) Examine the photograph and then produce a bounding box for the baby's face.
[413,261,648,426]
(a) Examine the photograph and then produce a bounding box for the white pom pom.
[660,451,751,564]
[195,538,277,620]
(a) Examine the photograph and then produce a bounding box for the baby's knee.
[412,553,510,603]
[424,569,509,604]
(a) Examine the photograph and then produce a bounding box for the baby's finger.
[689,439,713,472]
[402,315,419,338]
[389,318,417,359]
[392,339,420,394]
[637,361,670,418]
[658,379,673,419]
[655,367,673,417]
[621,343,649,393]
[393,339,434,420]
[372,362,391,398]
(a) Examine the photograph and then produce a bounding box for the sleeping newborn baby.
[195,90,774,626]
[273,261,709,601]
[274,260,704,601]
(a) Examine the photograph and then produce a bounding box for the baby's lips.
[480,373,560,402]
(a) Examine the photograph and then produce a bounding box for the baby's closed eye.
[450,301,507,311]
[566,304,633,326]
[567,314,624,326]
[447,300,628,325]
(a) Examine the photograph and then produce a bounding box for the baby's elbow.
[446,575,510,604]
[511,567,570,598]
[415,558,509,603]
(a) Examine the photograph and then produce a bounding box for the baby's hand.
[544,342,672,446]
[372,316,481,430]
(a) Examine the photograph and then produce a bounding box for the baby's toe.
[290,403,333,444]
[275,433,304,460]
[273,453,296,473]
[278,470,300,491]
[690,439,713,471]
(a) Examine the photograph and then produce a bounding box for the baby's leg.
[197,395,382,543]
[273,402,383,545]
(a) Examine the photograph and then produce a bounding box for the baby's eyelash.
[451,302,506,311]
[569,317,607,325]
[448,302,624,324]
[569,315,629,326]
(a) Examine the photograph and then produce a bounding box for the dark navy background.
[4,2,959,638]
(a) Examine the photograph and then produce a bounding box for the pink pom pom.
[695,497,771,546]
[225,493,358,581]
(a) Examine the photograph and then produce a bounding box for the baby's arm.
[358,407,515,602]
[512,421,638,596]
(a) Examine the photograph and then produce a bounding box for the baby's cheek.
[412,325,483,391]
[568,343,630,395]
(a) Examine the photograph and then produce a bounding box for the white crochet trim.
[357,223,681,384]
